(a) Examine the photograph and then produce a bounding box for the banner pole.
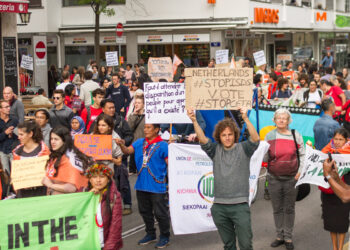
[169,123,173,141]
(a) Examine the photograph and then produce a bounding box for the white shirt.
[96,203,104,248]
[56,82,71,91]
[79,80,100,106]
[306,90,322,108]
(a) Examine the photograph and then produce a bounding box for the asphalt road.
[121,174,347,250]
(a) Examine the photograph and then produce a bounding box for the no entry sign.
[35,41,46,59]
[116,23,123,37]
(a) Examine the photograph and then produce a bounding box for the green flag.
[0,192,100,250]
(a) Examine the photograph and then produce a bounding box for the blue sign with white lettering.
[210,42,221,47]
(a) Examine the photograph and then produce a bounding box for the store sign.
[234,30,244,39]
[64,36,94,45]
[100,36,126,44]
[225,30,234,39]
[254,8,279,24]
[316,12,327,22]
[0,1,28,13]
[137,35,172,44]
[173,34,210,43]
[210,42,221,47]
[336,15,350,28]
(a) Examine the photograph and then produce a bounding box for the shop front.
[137,35,173,63]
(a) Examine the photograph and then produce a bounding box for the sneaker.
[122,208,132,216]
[155,236,170,249]
[270,239,284,247]
[285,241,294,250]
[138,234,157,245]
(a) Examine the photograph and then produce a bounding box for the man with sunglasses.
[49,89,74,129]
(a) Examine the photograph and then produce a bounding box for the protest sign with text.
[74,134,112,160]
[253,50,266,66]
[0,192,100,249]
[11,155,49,190]
[144,82,191,124]
[168,142,268,235]
[105,51,119,66]
[296,145,350,188]
[148,57,173,82]
[184,68,253,110]
[20,55,33,71]
[215,50,229,64]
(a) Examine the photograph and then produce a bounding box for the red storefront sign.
[0,1,28,13]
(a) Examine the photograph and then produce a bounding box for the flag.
[173,54,183,76]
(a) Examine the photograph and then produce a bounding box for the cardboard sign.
[144,82,191,124]
[215,50,229,64]
[105,51,119,66]
[11,155,49,190]
[282,70,295,80]
[184,68,254,110]
[215,63,231,68]
[74,134,112,160]
[20,55,33,71]
[263,74,269,84]
[253,50,266,66]
[148,57,173,82]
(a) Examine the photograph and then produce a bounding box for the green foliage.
[77,0,124,15]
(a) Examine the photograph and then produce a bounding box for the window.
[29,0,42,8]
[62,0,125,7]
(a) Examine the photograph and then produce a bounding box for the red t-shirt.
[81,106,102,132]
[326,86,344,116]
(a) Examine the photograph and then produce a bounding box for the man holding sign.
[187,107,259,250]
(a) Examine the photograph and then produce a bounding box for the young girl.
[87,163,123,250]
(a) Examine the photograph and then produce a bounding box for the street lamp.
[18,12,32,26]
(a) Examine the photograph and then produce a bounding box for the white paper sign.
[105,51,119,66]
[168,142,268,235]
[296,145,350,188]
[253,50,267,66]
[144,82,191,124]
[215,50,229,64]
[20,55,33,71]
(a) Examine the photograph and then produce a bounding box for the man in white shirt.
[56,71,72,91]
[79,71,100,106]
[31,88,52,106]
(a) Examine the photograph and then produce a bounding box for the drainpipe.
[56,34,61,69]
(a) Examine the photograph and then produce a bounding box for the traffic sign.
[116,23,123,37]
[35,41,46,59]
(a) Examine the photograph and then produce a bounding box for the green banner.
[336,15,350,28]
[0,192,100,250]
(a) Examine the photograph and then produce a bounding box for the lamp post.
[18,12,31,26]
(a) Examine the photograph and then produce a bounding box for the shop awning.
[0,0,29,13]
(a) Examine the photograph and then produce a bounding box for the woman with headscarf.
[71,116,85,139]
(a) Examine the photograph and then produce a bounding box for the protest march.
[4,40,350,250]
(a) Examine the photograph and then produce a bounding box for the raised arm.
[115,138,135,155]
[187,108,208,144]
[239,107,260,143]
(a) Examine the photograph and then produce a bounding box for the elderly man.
[3,86,24,123]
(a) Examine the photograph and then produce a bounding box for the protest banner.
[282,70,295,80]
[263,74,269,84]
[11,155,49,190]
[253,50,266,66]
[168,142,268,235]
[105,51,118,66]
[148,57,173,82]
[144,82,191,124]
[74,134,112,160]
[184,68,253,110]
[0,192,100,249]
[296,145,350,189]
[20,55,33,71]
[215,49,229,64]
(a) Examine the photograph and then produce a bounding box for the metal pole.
[119,43,122,67]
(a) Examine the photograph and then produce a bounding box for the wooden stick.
[169,123,173,141]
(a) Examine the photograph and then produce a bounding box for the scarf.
[144,135,163,150]
[71,116,85,138]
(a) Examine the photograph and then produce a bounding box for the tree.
[78,0,123,66]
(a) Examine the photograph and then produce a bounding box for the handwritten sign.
[296,146,350,188]
[215,63,231,68]
[282,70,295,80]
[144,82,191,124]
[105,51,118,66]
[253,50,266,67]
[148,57,173,82]
[215,50,229,64]
[184,68,254,110]
[20,55,33,71]
[74,134,112,160]
[11,155,49,190]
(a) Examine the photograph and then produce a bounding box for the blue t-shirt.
[132,138,168,193]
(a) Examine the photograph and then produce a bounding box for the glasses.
[53,97,61,100]
[1,106,10,109]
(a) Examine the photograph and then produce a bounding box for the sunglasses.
[53,97,61,100]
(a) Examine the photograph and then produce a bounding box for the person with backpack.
[264,108,305,250]
[271,78,293,100]
[303,80,323,108]
[80,88,105,132]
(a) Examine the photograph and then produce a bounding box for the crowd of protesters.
[2,54,350,250]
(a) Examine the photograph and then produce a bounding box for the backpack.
[303,89,322,102]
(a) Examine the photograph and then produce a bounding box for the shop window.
[29,0,42,8]
[293,33,313,65]
[62,0,125,7]
[138,45,172,64]
[174,44,210,67]
[65,46,95,68]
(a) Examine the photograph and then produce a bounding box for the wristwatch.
[324,175,331,182]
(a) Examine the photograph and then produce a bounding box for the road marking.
[122,224,145,238]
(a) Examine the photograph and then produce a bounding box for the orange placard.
[282,71,295,81]
[263,74,269,84]
[74,134,112,160]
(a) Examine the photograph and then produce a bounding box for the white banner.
[20,55,33,71]
[144,82,191,124]
[296,145,350,188]
[253,50,266,67]
[105,51,118,66]
[215,50,229,64]
[168,142,269,235]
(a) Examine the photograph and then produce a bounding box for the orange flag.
[173,54,183,76]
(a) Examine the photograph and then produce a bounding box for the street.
[122,175,344,250]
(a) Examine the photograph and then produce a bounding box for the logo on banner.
[197,172,214,204]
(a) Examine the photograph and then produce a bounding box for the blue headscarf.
[71,116,85,138]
